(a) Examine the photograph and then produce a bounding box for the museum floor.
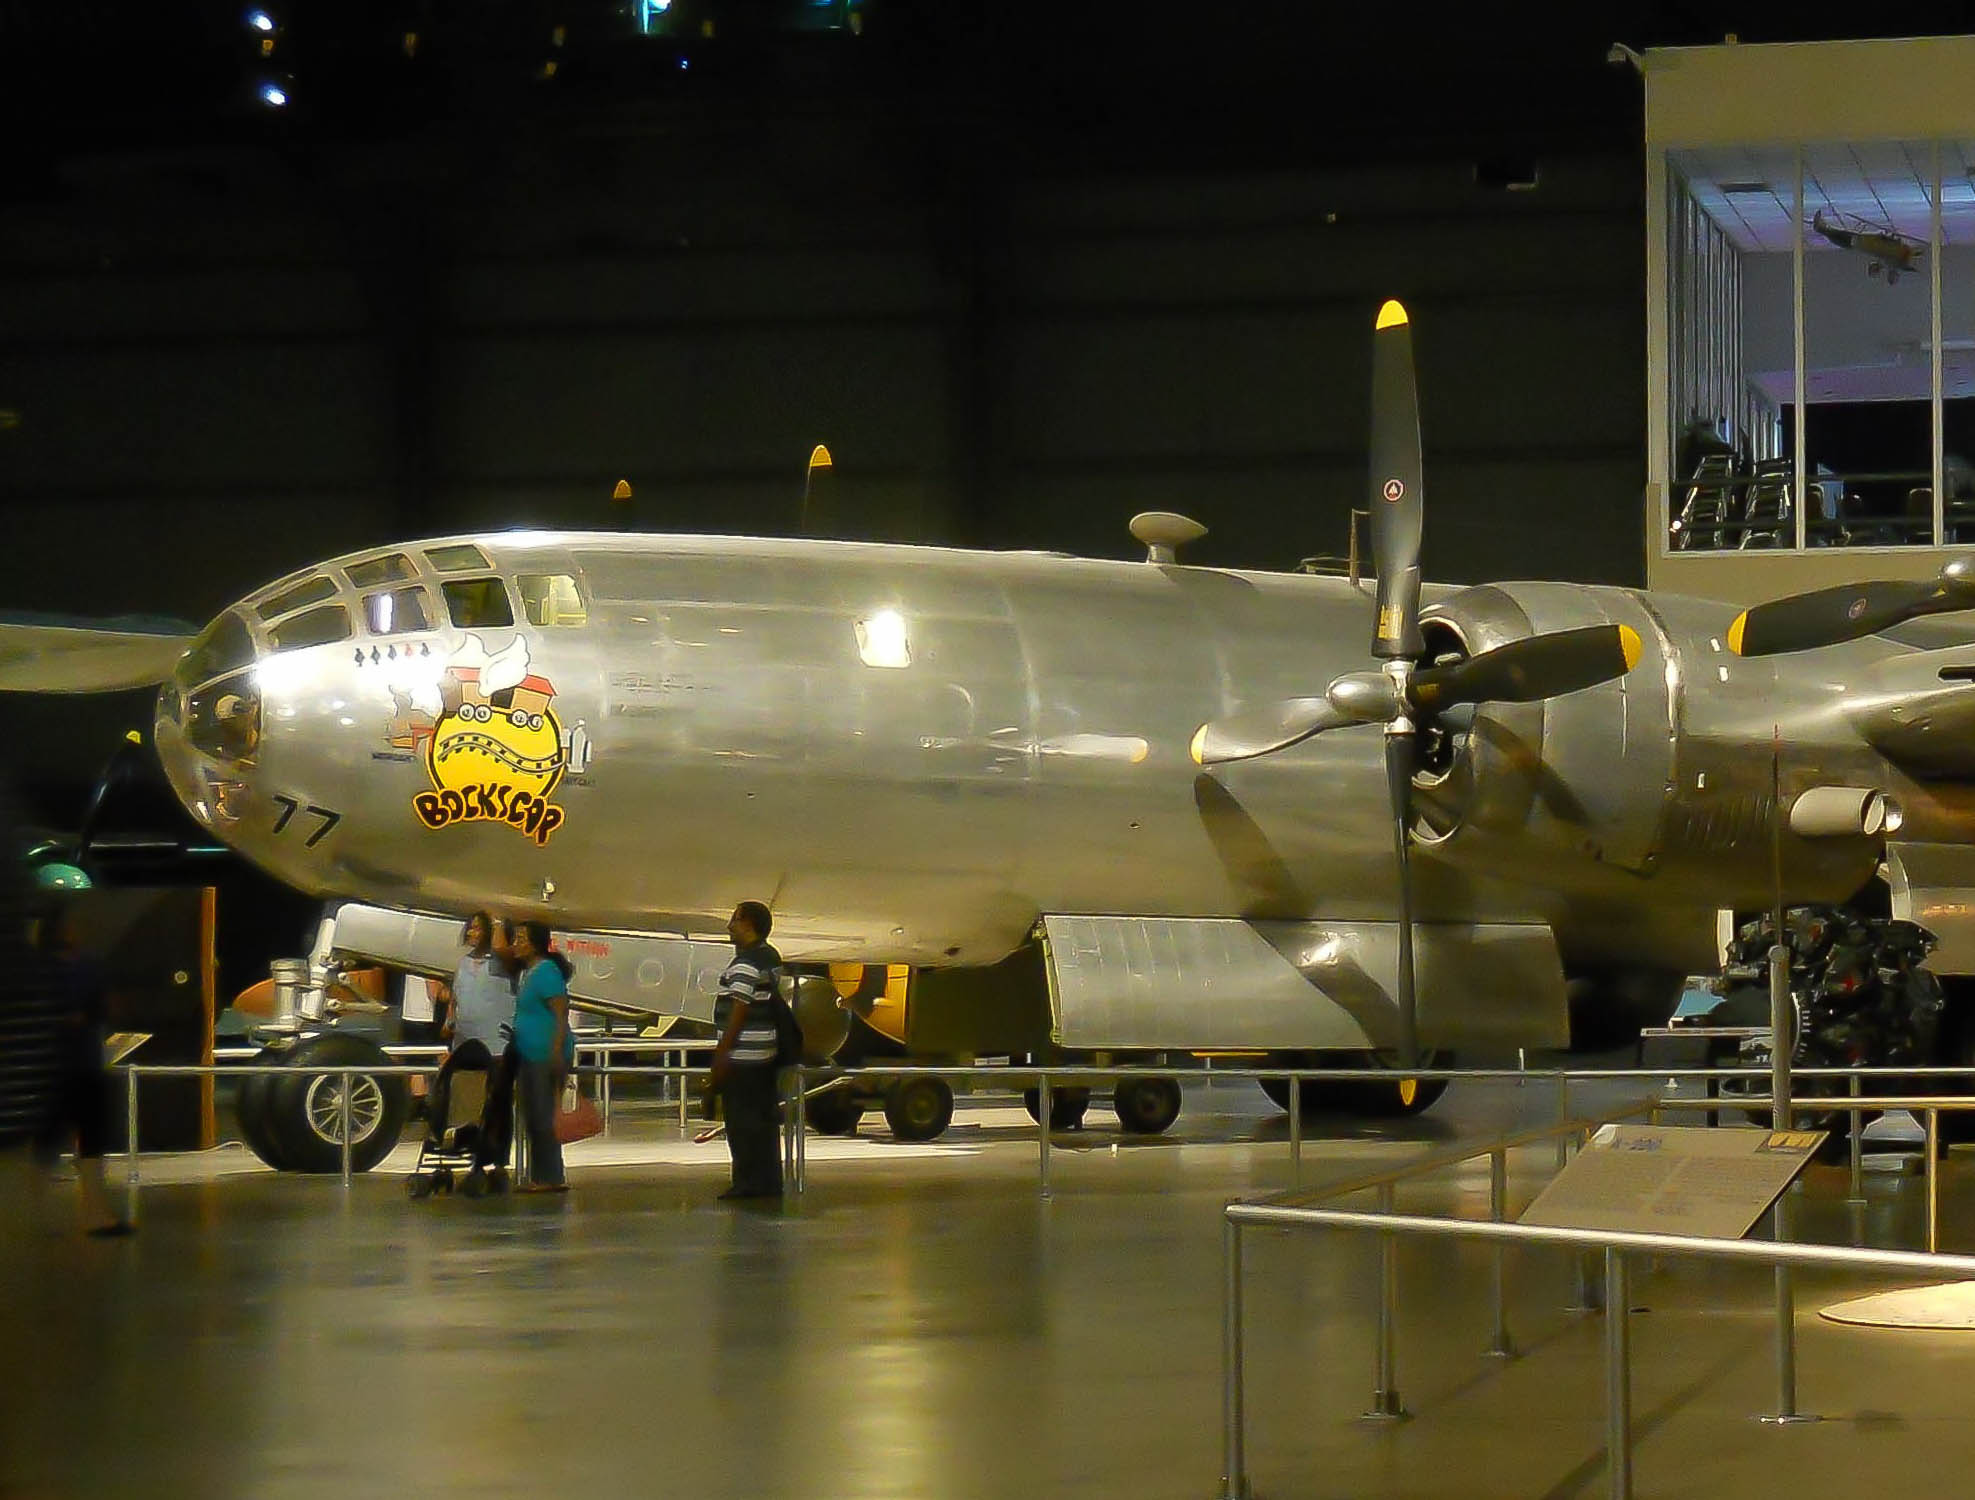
[4,1076,1973,1500]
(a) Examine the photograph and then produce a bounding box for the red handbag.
[554,1078,604,1144]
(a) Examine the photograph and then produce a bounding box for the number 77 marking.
[271,795,341,847]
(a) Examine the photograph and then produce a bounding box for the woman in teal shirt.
[510,921,574,1192]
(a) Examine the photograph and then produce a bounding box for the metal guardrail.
[1218,1203,1975,1500]
[112,1056,1975,1211]
[1216,1084,1975,1499]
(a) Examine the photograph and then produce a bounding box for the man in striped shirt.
[710,900,784,1200]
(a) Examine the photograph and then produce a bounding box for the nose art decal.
[388,634,586,845]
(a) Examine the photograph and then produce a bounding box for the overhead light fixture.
[1720,181,1775,196]
[246,9,275,31]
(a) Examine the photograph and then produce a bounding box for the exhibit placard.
[1519,1124,1824,1239]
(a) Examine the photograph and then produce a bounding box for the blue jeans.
[517,1060,564,1186]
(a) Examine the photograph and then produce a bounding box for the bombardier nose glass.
[173,611,262,764]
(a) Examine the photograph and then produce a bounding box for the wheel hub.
[305,1073,384,1144]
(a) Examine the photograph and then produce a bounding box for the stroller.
[406,1049,513,1199]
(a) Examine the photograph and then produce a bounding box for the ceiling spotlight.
[246,9,275,32]
[259,82,288,107]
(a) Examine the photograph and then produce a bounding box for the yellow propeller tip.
[1189,725,1210,766]
[1375,299,1409,330]
[808,443,833,470]
[124,730,143,745]
[1618,624,1643,672]
[1726,612,1748,656]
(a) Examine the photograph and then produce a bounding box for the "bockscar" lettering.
[413,785,566,845]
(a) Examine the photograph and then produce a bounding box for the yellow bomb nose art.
[410,640,571,844]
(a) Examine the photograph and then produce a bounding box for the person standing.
[508,921,573,1194]
[427,912,515,1149]
[709,900,783,1201]
[32,901,130,1237]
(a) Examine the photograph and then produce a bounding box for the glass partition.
[1665,138,1960,553]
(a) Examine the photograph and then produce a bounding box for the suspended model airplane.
[1811,209,1925,284]
[10,301,1975,1172]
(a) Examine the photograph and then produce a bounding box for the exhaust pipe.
[1789,786,1903,839]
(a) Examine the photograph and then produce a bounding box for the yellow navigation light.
[1618,623,1643,672]
[1726,611,1748,656]
[1375,300,1409,330]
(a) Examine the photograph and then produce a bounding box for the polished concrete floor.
[5,1076,1975,1500]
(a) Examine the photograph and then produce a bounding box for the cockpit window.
[517,573,586,628]
[362,587,432,635]
[345,553,415,589]
[269,604,351,653]
[425,543,492,574]
[442,578,514,629]
[179,611,255,687]
[256,574,338,621]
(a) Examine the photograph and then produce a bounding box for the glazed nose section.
[155,609,263,827]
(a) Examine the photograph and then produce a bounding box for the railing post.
[1288,1072,1302,1188]
[1846,1073,1863,1205]
[125,1068,140,1189]
[1038,1072,1052,1201]
[599,1046,612,1136]
[1554,1073,1570,1175]
[339,1067,353,1188]
[1927,1107,1940,1254]
[1604,1249,1632,1500]
[794,1067,807,1196]
[779,1069,794,1193]
[1363,1182,1408,1421]
[1220,1216,1249,1500]
[1761,1189,1815,1425]
[1485,1146,1515,1358]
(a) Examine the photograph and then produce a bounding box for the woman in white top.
[425,912,516,1148]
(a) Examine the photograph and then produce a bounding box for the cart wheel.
[407,1175,432,1200]
[435,1166,455,1194]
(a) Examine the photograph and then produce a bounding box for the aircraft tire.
[1022,1085,1090,1131]
[1333,1051,1453,1117]
[236,1052,291,1170]
[1113,1076,1182,1134]
[1256,1072,1350,1114]
[266,1034,409,1174]
[805,1086,864,1136]
[884,1078,953,1142]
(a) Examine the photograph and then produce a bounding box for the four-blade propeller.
[1189,299,1643,1065]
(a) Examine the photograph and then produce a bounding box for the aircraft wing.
[0,614,195,693]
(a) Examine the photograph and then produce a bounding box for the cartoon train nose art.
[389,634,590,844]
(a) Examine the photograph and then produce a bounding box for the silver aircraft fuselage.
[153,532,1967,974]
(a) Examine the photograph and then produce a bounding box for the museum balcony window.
[1662,138,1975,554]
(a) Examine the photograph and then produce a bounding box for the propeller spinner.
[1190,299,1642,1065]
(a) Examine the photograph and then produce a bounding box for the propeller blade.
[1410,624,1642,710]
[1727,565,1975,657]
[1369,300,1425,661]
[1384,730,1421,1068]
[1190,697,1357,767]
